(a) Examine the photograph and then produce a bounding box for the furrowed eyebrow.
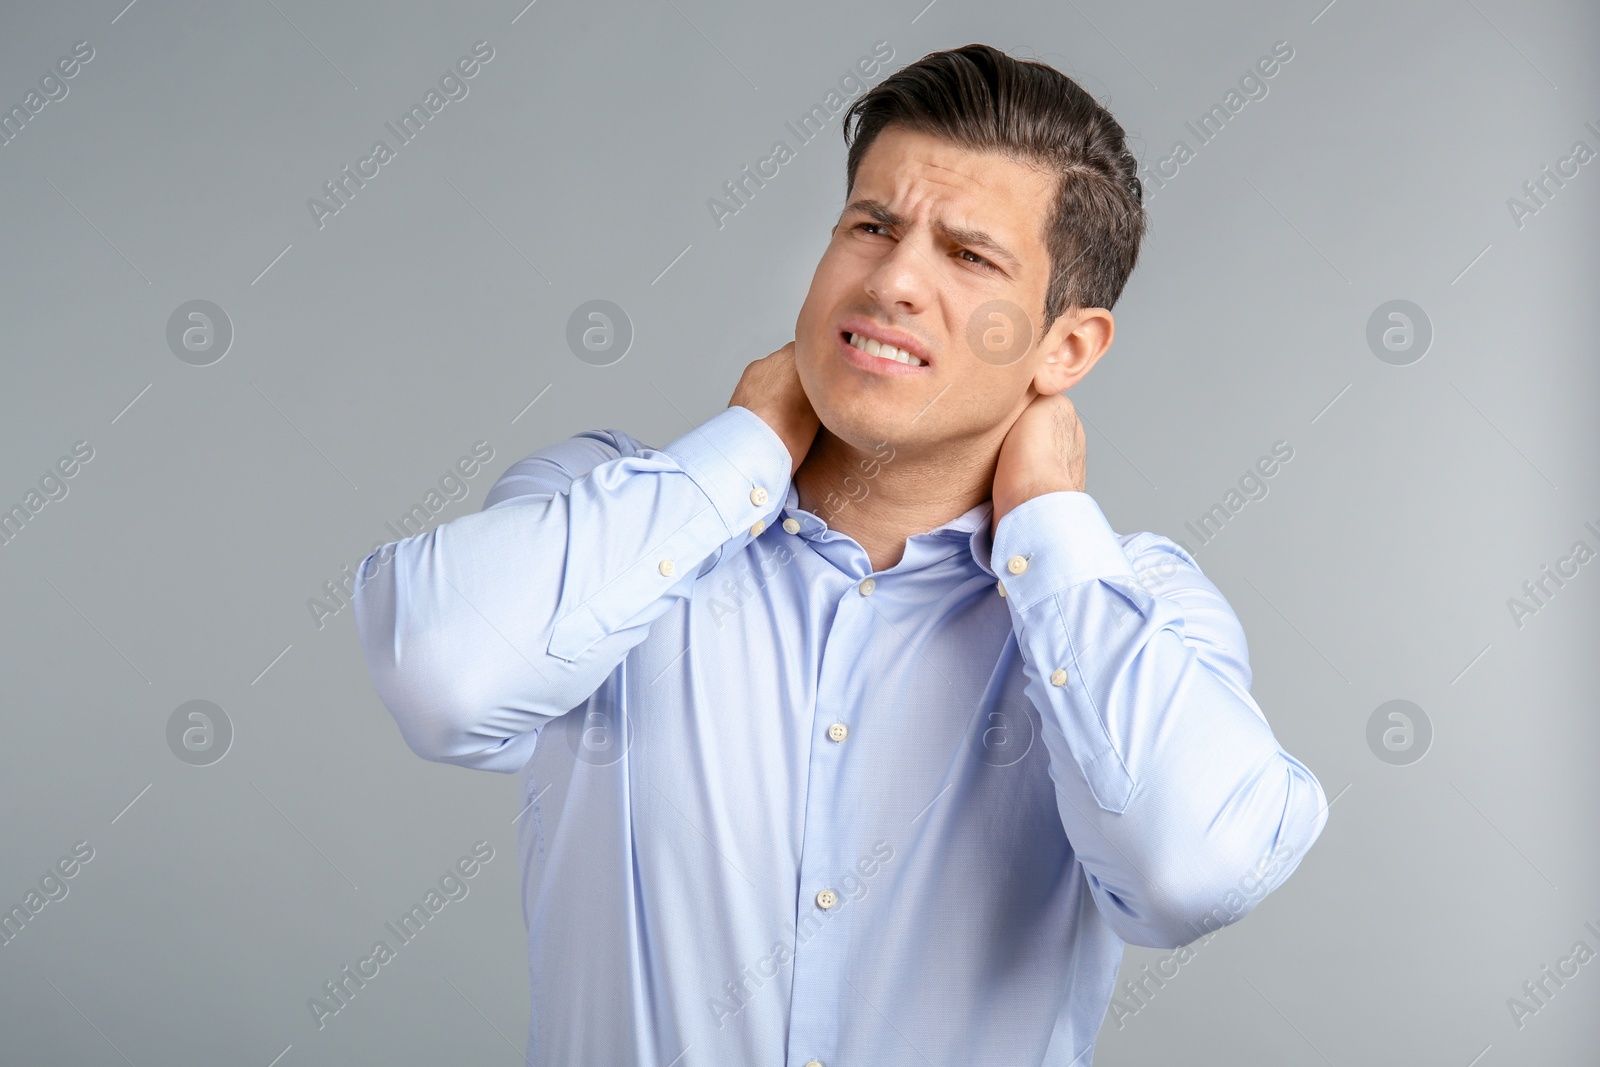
[841,198,1021,274]
[935,221,1021,273]
[842,199,903,228]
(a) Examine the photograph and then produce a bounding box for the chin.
[819,398,907,451]
[797,332,931,448]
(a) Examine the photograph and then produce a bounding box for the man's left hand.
[991,390,1087,538]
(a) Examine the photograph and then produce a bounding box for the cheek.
[955,364,1037,427]
[795,270,839,347]
[804,249,854,309]
[792,342,820,394]
[792,313,831,383]
[794,295,826,349]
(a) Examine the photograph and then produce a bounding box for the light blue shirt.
[353,404,1328,1066]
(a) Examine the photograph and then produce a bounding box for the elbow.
[366,651,536,770]
[393,712,471,766]
[1098,867,1254,950]
[1107,846,1280,950]
[353,582,553,772]
[363,641,486,764]
[352,572,494,765]
[1110,763,1330,950]
[348,535,559,773]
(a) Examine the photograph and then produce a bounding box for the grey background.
[1,0,1596,1063]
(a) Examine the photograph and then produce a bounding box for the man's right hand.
[728,342,820,478]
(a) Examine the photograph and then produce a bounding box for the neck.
[793,426,997,573]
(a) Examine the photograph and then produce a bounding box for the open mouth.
[843,331,927,368]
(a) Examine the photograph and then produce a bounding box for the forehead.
[850,126,1054,246]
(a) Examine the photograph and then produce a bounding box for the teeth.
[848,332,925,367]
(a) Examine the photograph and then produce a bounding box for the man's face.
[794,125,1103,454]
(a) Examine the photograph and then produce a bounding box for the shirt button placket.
[786,572,873,1066]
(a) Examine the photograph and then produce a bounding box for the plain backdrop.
[1,0,1597,1063]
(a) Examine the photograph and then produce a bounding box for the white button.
[815,888,838,909]
[1051,667,1068,686]
[782,517,801,534]
[858,577,876,596]
[827,722,848,742]
[1007,555,1028,575]
[750,486,769,506]
[658,559,675,577]
[805,1061,823,1067]
[996,579,1007,598]
[750,519,766,536]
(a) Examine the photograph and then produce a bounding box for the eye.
[958,248,998,271]
[854,221,891,237]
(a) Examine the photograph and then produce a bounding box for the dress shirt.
[352,403,1328,1066]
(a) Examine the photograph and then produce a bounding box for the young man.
[354,43,1327,1067]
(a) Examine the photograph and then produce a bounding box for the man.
[353,43,1327,1067]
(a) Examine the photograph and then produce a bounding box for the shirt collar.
[781,483,999,579]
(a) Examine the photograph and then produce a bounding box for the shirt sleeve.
[991,490,1329,949]
[352,405,793,774]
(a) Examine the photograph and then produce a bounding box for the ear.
[1032,307,1113,394]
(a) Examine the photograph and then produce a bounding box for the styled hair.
[842,44,1146,331]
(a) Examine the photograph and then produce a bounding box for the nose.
[863,233,933,316]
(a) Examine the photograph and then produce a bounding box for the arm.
[992,492,1328,948]
[351,404,794,773]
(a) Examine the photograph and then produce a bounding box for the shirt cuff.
[990,491,1135,610]
[658,405,793,538]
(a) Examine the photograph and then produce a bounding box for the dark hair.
[842,44,1146,331]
